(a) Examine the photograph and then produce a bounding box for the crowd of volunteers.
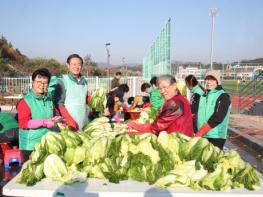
[0,53,232,162]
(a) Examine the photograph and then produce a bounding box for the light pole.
[222,63,224,80]
[209,8,218,70]
[105,43,111,76]
[122,57,126,76]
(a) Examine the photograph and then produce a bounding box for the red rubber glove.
[127,122,152,134]
[58,106,78,131]
[195,123,212,137]
[121,103,130,111]
[87,95,91,105]
[142,103,151,108]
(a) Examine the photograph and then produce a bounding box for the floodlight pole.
[122,57,126,76]
[105,43,111,76]
[209,8,218,70]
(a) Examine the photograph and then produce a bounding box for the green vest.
[149,87,165,111]
[62,74,88,130]
[197,89,232,139]
[47,76,57,101]
[19,90,53,150]
[191,85,204,96]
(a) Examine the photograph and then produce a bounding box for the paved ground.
[228,113,263,174]
[229,114,263,141]
[230,95,263,113]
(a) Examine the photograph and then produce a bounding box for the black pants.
[0,128,19,144]
[124,112,131,121]
[207,138,226,150]
[21,150,32,162]
[193,116,198,133]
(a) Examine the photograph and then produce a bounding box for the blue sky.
[1,0,263,65]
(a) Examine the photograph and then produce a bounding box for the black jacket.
[207,86,231,128]
[191,93,201,132]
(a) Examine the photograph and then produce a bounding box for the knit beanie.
[205,70,221,85]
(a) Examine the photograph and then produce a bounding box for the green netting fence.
[143,18,171,79]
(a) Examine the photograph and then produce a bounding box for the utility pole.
[122,57,126,76]
[105,43,111,76]
[209,8,218,70]
[222,64,225,80]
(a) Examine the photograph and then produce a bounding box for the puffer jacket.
[151,93,194,137]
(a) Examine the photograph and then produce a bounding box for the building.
[176,66,206,80]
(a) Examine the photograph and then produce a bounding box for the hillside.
[241,58,263,64]
[0,36,67,77]
[0,35,26,62]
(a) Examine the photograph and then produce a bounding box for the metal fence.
[0,76,148,98]
[0,77,31,95]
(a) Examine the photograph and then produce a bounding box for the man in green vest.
[196,70,232,150]
[17,68,55,161]
[54,54,89,131]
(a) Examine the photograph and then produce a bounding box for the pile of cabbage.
[135,108,157,124]
[17,117,261,191]
[89,87,106,114]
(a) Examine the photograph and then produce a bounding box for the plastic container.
[128,111,141,120]
[4,146,23,169]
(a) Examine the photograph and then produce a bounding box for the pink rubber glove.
[43,119,54,128]
[27,119,54,129]
[113,114,121,123]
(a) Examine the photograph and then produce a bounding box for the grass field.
[199,80,248,96]
[221,80,248,96]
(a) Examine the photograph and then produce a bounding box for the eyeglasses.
[34,81,48,87]
[158,86,170,91]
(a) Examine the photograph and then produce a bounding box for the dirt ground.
[229,114,263,141]
[0,96,14,105]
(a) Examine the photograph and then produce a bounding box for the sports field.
[221,80,248,96]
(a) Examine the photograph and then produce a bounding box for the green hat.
[0,112,18,134]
